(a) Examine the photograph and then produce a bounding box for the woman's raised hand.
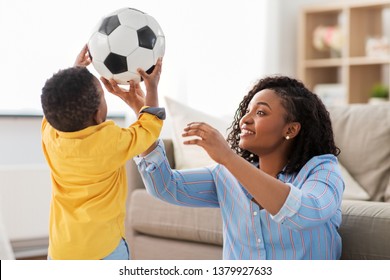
[182,122,234,165]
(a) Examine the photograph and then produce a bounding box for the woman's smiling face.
[238,89,290,156]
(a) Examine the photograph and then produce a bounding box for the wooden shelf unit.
[298,1,390,104]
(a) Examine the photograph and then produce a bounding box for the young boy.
[40,45,165,260]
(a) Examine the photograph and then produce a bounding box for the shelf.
[304,56,390,67]
[304,58,343,67]
[298,1,390,104]
[348,56,390,65]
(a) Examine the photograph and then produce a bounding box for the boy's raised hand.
[101,78,145,115]
[74,44,91,67]
[100,57,162,114]
[137,57,162,108]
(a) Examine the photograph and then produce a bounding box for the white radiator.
[0,164,51,258]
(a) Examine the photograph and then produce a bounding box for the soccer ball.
[88,8,165,84]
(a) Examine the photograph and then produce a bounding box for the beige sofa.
[125,103,390,260]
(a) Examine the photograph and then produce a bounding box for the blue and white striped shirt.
[134,139,344,260]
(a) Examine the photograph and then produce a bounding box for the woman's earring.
[285,135,290,140]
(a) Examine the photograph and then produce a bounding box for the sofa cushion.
[131,235,222,260]
[164,96,230,169]
[340,200,390,259]
[339,163,369,200]
[386,177,390,202]
[328,104,390,201]
[129,189,223,245]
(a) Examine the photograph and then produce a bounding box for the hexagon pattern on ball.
[88,8,165,84]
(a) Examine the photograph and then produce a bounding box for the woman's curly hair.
[41,67,101,132]
[226,75,340,174]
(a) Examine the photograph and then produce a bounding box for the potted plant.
[369,83,389,104]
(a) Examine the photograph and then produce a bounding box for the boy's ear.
[284,122,301,139]
[93,109,103,125]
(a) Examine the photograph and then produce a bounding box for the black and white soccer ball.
[88,8,165,84]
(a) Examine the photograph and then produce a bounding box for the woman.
[134,76,344,260]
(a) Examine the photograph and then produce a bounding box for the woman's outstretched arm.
[134,139,220,208]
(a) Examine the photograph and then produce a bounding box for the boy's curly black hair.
[41,67,101,132]
[227,75,340,174]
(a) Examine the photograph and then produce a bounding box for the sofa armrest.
[126,139,175,194]
[340,200,390,259]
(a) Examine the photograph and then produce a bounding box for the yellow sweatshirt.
[41,110,163,259]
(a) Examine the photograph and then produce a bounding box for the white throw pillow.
[339,163,370,200]
[165,96,370,201]
[164,96,231,169]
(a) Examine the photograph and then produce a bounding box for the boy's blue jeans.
[103,238,130,260]
[48,238,130,260]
